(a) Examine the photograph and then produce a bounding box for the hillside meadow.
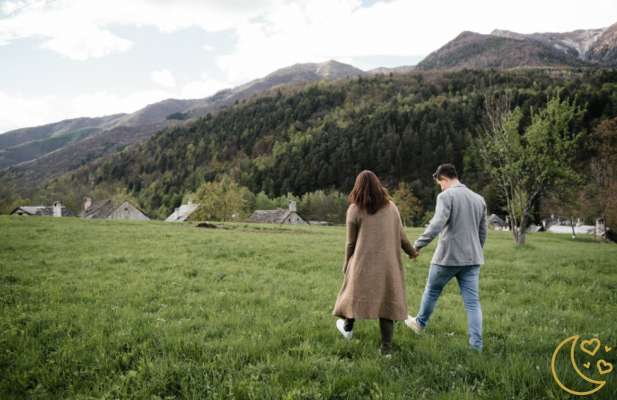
[0,216,616,399]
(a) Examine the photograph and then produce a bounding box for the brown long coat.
[332,201,416,321]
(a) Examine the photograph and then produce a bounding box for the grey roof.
[250,208,292,224]
[165,204,200,222]
[487,214,508,226]
[11,205,75,217]
[78,199,148,219]
[78,200,120,219]
[526,224,544,232]
[249,208,308,224]
[542,217,560,229]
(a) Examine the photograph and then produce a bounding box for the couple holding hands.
[332,164,488,355]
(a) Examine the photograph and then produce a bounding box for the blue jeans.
[416,264,483,350]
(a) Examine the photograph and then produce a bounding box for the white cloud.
[181,73,230,99]
[0,0,280,59]
[151,70,176,88]
[3,0,617,131]
[1,0,615,67]
[40,26,134,60]
[0,92,58,133]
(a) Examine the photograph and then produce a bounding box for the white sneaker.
[336,319,353,339]
[379,349,392,359]
[405,315,424,335]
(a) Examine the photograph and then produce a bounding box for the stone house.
[487,214,510,231]
[541,214,561,230]
[78,197,149,220]
[165,201,200,222]
[249,200,308,225]
[11,202,75,217]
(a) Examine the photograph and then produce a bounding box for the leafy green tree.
[477,88,585,244]
[192,175,250,222]
[421,211,435,226]
[590,118,617,238]
[171,194,183,209]
[390,182,423,227]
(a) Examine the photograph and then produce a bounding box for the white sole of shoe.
[405,315,424,335]
[336,319,352,339]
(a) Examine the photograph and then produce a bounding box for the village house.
[78,197,149,220]
[541,214,561,230]
[487,214,510,231]
[249,200,308,225]
[165,201,200,222]
[526,224,544,232]
[11,201,75,217]
[547,217,606,236]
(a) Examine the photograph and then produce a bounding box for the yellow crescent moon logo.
[551,335,606,396]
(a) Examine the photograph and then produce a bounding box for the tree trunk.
[517,207,531,245]
[605,213,608,244]
[507,200,519,244]
[571,216,576,239]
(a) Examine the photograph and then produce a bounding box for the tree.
[421,211,435,227]
[254,191,276,210]
[590,118,617,241]
[390,182,423,226]
[192,175,250,222]
[476,86,585,245]
[541,187,583,239]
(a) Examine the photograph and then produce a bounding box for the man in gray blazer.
[405,164,488,351]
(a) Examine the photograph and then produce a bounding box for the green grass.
[0,216,616,399]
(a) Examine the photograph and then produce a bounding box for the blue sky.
[1,0,616,133]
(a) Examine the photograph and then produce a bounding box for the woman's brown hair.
[348,170,390,215]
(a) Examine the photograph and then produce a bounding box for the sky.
[1,0,616,133]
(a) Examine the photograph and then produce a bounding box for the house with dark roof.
[11,202,75,217]
[541,215,561,230]
[78,197,149,220]
[249,200,308,225]
[487,214,510,231]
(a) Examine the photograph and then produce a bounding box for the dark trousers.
[343,317,394,352]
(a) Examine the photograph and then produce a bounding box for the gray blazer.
[414,183,488,266]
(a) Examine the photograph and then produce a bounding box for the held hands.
[407,250,420,260]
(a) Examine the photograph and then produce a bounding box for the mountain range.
[417,22,617,71]
[1,22,616,197]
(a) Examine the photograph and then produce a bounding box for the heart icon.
[606,346,612,352]
[583,362,590,369]
[581,338,601,356]
[597,360,613,375]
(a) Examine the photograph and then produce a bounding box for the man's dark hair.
[433,164,458,181]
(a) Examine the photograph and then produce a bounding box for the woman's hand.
[407,250,420,260]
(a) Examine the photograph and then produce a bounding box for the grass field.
[1,216,616,399]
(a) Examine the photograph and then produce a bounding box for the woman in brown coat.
[332,171,418,355]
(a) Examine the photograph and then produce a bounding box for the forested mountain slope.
[10,68,615,219]
[0,61,370,178]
